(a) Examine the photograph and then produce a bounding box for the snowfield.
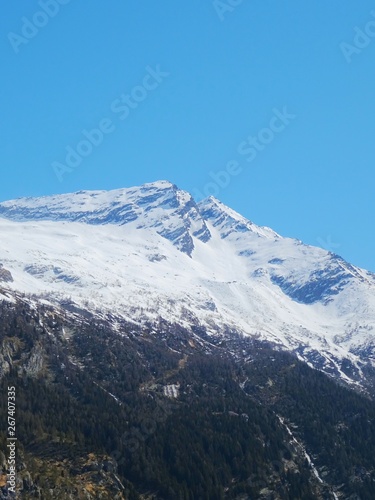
[0,181,375,386]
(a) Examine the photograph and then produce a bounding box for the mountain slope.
[0,181,211,256]
[2,296,375,498]
[0,181,374,391]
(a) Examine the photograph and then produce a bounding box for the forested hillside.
[1,296,375,498]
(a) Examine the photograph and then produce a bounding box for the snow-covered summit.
[0,181,211,255]
[1,180,375,388]
[0,181,181,223]
[198,195,280,240]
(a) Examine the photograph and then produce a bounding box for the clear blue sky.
[1,1,374,271]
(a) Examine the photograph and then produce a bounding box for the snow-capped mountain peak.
[0,181,211,256]
[0,180,180,224]
[1,180,375,390]
[198,195,280,240]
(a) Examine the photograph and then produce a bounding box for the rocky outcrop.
[0,338,19,379]
[0,339,45,380]
[23,345,45,378]
[0,264,13,283]
[0,452,127,499]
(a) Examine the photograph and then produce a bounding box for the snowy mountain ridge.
[0,181,212,256]
[0,181,375,389]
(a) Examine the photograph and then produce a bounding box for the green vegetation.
[0,298,375,498]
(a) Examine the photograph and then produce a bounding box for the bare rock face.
[0,338,18,379]
[0,264,13,283]
[0,339,45,380]
[23,345,45,377]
